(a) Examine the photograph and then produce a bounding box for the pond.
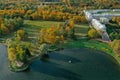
[0,45,120,80]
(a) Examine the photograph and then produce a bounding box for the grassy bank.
[63,39,115,57]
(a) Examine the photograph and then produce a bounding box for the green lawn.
[23,20,90,41]
[74,24,89,37]
[24,20,60,28]
[63,39,115,56]
[23,20,61,42]
[0,20,61,43]
[0,20,89,43]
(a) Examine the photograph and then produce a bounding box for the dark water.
[0,45,120,80]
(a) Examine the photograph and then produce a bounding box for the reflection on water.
[0,45,120,80]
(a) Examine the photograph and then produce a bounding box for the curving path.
[0,45,120,80]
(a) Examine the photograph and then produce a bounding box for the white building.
[100,17,109,24]
[84,10,93,21]
[91,19,106,31]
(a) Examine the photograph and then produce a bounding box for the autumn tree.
[0,23,9,34]
[17,17,24,27]
[8,47,16,61]
[16,45,27,62]
[88,28,99,38]
[31,12,39,20]
[15,30,28,41]
[70,20,75,28]
[110,40,120,57]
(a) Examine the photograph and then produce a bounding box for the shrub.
[0,23,9,34]
[15,30,28,41]
[8,47,16,61]
[110,40,120,57]
[109,32,120,40]
[88,28,99,38]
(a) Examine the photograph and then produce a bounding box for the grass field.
[0,20,89,43]
[74,24,89,38]
[0,20,61,43]
[23,20,61,42]
[0,20,118,63]
[24,20,60,29]
[63,39,115,56]
[23,20,60,34]
[23,20,90,41]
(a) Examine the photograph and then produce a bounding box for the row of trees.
[0,1,87,24]
[1,0,120,12]
[0,6,87,24]
[4,0,119,24]
[30,6,87,23]
[0,17,23,36]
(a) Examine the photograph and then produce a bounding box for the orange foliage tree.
[38,20,75,46]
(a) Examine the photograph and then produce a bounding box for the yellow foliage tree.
[110,40,120,57]
[70,20,75,28]
[8,48,16,61]
[31,12,39,20]
[0,23,9,34]
[16,30,28,41]
[88,29,99,38]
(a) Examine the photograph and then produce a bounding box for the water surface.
[0,45,120,80]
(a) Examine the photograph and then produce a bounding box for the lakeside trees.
[8,41,31,70]
[110,40,120,57]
